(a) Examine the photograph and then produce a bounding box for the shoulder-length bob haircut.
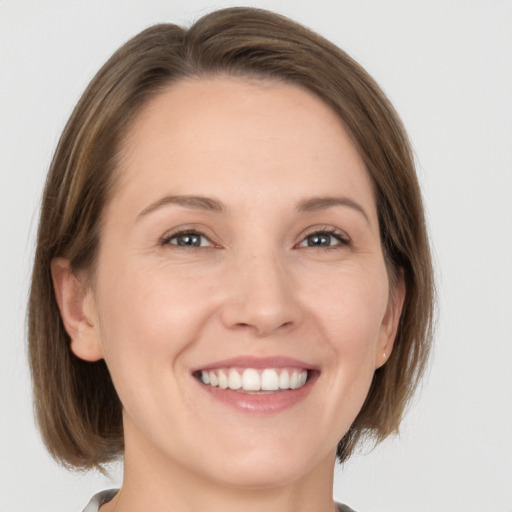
[29,6,434,470]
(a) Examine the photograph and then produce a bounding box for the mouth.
[193,367,309,392]
[191,356,317,414]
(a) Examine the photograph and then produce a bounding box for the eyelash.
[297,227,350,250]
[160,227,350,250]
[160,229,215,249]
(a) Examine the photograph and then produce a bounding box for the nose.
[219,250,302,337]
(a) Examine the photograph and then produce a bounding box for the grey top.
[82,489,356,512]
[82,490,118,512]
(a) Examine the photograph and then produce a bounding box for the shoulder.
[336,503,358,512]
[82,489,118,512]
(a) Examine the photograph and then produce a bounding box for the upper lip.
[191,355,316,373]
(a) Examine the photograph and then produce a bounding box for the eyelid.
[159,225,220,248]
[158,224,350,249]
[295,225,351,248]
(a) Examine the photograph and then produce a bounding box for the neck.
[102,427,336,512]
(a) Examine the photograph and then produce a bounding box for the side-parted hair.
[28,6,434,469]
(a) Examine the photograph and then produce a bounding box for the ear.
[51,258,104,362]
[375,270,406,369]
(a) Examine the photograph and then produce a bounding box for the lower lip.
[196,374,316,414]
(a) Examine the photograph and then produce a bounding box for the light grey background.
[1,1,511,511]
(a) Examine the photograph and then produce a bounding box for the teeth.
[199,368,308,391]
[279,370,290,389]
[289,370,299,389]
[218,370,228,389]
[261,369,279,390]
[228,368,242,390]
[242,368,261,391]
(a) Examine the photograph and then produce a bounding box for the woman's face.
[75,77,403,488]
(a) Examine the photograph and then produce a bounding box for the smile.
[196,368,309,392]
[192,356,316,413]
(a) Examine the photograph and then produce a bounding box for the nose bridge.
[221,242,300,336]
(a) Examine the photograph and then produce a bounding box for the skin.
[53,77,404,512]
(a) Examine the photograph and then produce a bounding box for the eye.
[297,229,349,248]
[162,230,213,248]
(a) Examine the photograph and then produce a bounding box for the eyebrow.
[137,195,224,219]
[137,194,370,224]
[296,196,370,224]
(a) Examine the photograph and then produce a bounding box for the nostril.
[232,320,295,337]
[233,322,251,330]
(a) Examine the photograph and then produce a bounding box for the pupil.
[177,234,201,247]
[308,233,330,246]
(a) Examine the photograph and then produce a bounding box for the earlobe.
[376,271,406,369]
[51,258,104,362]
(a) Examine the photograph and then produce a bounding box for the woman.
[28,7,434,512]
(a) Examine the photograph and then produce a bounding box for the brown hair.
[28,6,434,470]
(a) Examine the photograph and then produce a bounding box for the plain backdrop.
[1,1,511,511]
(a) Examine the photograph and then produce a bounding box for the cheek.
[304,261,390,347]
[91,261,221,435]
[93,260,217,378]
[304,259,390,409]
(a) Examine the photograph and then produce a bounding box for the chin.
[207,458,314,490]
[188,438,332,491]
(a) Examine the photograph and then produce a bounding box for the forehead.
[112,76,376,221]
